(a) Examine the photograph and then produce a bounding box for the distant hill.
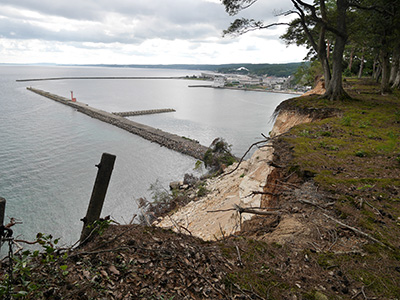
[2,62,303,77]
[81,63,303,77]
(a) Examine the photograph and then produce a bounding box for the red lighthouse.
[70,91,77,102]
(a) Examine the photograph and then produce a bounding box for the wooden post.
[80,153,116,244]
[0,197,5,227]
[0,197,5,250]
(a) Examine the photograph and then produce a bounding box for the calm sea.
[0,65,294,247]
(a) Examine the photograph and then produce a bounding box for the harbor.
[26,87,209,160]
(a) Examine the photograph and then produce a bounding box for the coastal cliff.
[155,97,340,241]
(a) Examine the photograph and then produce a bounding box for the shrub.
[203,138,237,174]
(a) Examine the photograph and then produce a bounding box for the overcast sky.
[0,0,308,65]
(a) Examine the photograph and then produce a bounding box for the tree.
[348,0,400,92]
[222,0,400,96]
[280,1,333,91]
[222,0,350,100]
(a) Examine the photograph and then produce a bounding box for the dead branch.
[235,245,243,267]
[13,239,39,245]
[208,208,238,213]
[219,223,226,240]
[298,199,334,209]
[327,229,338,251]
[234,204,281,216]
[221,138,270,177]
[178,224,192,236]
[129,214,137,225]
[208,205,280,215]
[167,216,182,234]
[245,191,279,198]
[5,217,22,228]
[322,213,387,248]
[268,161,283,168]
[277,180,300,189]
[364,199,383,217]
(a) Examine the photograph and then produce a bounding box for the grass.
[262,78,400,298]
[284,83,400,194]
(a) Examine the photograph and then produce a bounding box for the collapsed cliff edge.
[155,84,343,244]
[151,79,400,298]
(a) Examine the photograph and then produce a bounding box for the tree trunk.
[393,69,400,89]
[348,47,354,72]
[293,0,331,89]
[358,48,365,78]
[372,55,381,81]
[323,0,349,100]
[319,0,331,88]
[319,28,331,88]
[380,49,391,94]
[390,43,400,85]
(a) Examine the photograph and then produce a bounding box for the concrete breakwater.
[113,108,176,117]
[26,87,208,160]
[17,76,185,82]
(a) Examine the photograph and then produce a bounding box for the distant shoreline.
[17,76,305,95]
[188,84,303,95]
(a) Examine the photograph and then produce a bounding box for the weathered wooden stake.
[80,153,116,244]
[0,197,6,250]
[0,197,5,227]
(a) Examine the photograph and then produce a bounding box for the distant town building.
[213,76,225,87]
[236,67,249,72]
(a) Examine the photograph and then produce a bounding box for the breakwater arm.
[17,76,186,82]
[113,109,176,117]
[26,87,208,160]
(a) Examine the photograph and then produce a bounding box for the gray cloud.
[0,0,294,44]
[0,0,306,64]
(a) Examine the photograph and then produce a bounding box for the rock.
[183,173,199,186]
[169,181,182,190]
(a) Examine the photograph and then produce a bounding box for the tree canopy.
[222,0,400,99]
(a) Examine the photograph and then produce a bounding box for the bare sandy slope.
[155,145,274,240]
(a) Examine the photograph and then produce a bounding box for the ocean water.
[0,65,294,248]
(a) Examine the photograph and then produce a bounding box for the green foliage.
[193,160,203,171]
[87,219,112,236]
[217,62,302,77]
[36,233,59,263]
[197,184,208,197]
[292,61,320,86]
[149,179,172,204]
[203,138,237,174]
[0,233,65,299]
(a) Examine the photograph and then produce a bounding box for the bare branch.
[208,205,281,215]
[223,18,289,37]
[322,213,388,248]
[245,191,279,198]
[221,137,270,177]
